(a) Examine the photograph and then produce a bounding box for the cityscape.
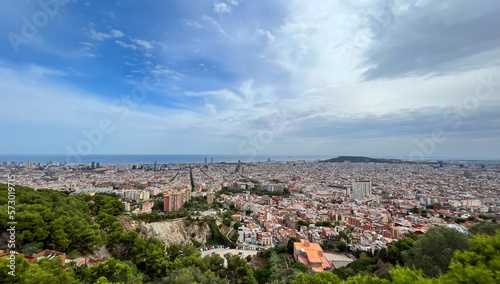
[1,0,500,283]
[1,156,499,280]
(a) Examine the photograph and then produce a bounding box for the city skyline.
[1,0,499,159]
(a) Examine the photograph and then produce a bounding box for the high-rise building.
[163,188,191,211]
[351,181,372,200]
[207,189,214,205]
[205,157,207,164]
[90,161,96,169]
[154,160,158,171]
[211,157,213,164]
[140,191,150,200]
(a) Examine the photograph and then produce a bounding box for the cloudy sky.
[0,0,499,159]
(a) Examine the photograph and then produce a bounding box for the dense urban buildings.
[2,158,499,270]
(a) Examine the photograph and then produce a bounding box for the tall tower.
[207,189,214,205]
[154,160,158,171]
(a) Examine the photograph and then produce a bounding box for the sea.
[0,154,497,165]
[0,154,333,165]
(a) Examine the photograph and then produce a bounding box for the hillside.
[321,156,404,163]
[118,215,215,247]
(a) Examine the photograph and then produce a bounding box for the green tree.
[292,272,343,284]
[85,258,143,284]
[442,230,500,283]
[287,237,300,254]
[225,255,255,284]
[21,242,43,256]
[0,254,30,283]
[389,266,437,284]
[402,226,469,277]
[166,243,182,261]
[337,241,347,252]
[387,235,419,266]
[291,261,309,272]
[254,269,271,284]
[469,221,500,236]
[339,229,352,243]
[160,266,225,284]
[203,254,225,277]
[131,237,166,279]
[24,256,79,284]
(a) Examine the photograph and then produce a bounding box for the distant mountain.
[321,156,404,163]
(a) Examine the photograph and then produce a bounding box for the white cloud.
[89,28,124,41]
[89,28,113,41]
[213,2,232,14]
[257,29,275,43]
[110,29,124,38]
[115,40,137,50]
[184,19,202,28]
[131,38,154,49]
[201,15,228,36]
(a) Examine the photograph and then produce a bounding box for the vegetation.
[402,226,469,277]
[296,220,312,229]
[131,195,218,223]
[0,184,102,254]
[217,187,284,198]
[3,183,500,284]
[386,234,420,266]
[315,220,335,227]
[469,220,500,236]
[207,219,231,247]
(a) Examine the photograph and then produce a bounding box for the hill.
[321,156,404,163]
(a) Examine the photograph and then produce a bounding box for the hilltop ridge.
[321,156,404,163]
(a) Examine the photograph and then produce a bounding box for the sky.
[0,0,499,159]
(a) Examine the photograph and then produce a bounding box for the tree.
[402,226,469,277]
[389,266,436,284]
[21,242,43,256]
[24,256,79,284]
[287,237,300,254]
[224,255,255,284]
[85,258,143,284]
[315,221,334,227]
[347,274,390,284]
[131,237,166,279]
[254,269,271,284]
[292,272,343,284]
[469,221,500,236]
[387,235,419,266]
[223,218,232,227]
[291,261,309,272]
[297,220,312,229]
[337,241,348,252]
[323,240,335,250]
[166,243,182,261]
[233,222,242,230]
[203,254,225,277]
[246,210,253,216]
[0,254,30,283]
[160,266,226,284]
[339,229,352,244]
[443,230,500,283]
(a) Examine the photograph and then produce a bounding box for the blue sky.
[0,0,499,159]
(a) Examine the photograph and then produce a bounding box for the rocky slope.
[117,215,216,247]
